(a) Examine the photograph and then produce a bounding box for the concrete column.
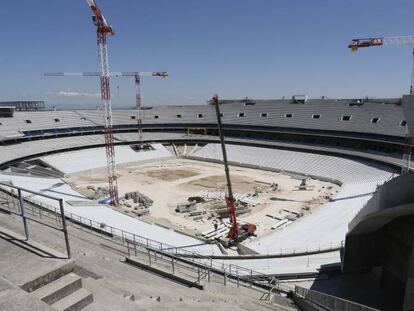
[403,239,414,311]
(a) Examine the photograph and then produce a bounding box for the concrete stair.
[51,288,93,311]
[0,225,94,310]
[32,273,82,305]
[30,271,93,311]
[30,272,93,311]
[22,261,76,293]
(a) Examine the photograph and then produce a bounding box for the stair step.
[21,261,75,293]
[32,273,82,305]
[52,288,93,311]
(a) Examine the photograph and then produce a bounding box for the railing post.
[18,189,29,241]
[59,199,71,259]
[148,249,152,266]
[250,270,252,287]
[223,267,226,286]
[198,267,200,283]
[268,279,272,299]
[133,235,137,256]
[171,256,174,274]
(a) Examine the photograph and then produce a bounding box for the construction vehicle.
[348,35,414,174]
[211,94,256,246]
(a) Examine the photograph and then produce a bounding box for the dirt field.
[147,168,199,182]
[67,159,340,238]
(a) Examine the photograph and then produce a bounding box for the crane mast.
[134,75,143,148]
[87,0,118,205]
[411,49,414,95]
[402,126,412,175]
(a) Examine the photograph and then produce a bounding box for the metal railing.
[294,286,380,311]
[0,182,279,296]
[126,240,210,285]
[0,182,71,258]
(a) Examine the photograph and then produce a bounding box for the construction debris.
[124,191,153,208]
[175,202,196,213]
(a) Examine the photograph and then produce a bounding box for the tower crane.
[45,71,168,148]
[85,0,119,204]
[348,35,414,174]
[348,35,414,95]
[210,95,256,246]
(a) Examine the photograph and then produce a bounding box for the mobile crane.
[211,94,257,246]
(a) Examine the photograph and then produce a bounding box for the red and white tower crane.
[45,71,168,148]
[348,35,414,174]
[87,0,118,204]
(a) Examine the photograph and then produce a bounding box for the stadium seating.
[190,143,395,253]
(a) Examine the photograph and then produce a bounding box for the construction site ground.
[67,159,340,239]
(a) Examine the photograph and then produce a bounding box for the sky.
[0,0,414,109]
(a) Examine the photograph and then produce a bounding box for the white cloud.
[56,91,100,98]
[156,95,169,101]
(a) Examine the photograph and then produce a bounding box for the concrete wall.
[402,95,414,137]
[343,172,414,310]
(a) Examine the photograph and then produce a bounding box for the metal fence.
[0,182,70,258]
[0,182,279,297]
[294,286,380,311]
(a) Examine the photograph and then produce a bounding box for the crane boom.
[210,95,257,245]
[45,71,168,147]
[211,95,238,240]
[348,35,414,51]
[45,72,168,77]
[87,0,114,35]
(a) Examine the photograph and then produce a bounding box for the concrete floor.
[0,212,297,311]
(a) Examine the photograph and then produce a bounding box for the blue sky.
[0,0,413,108]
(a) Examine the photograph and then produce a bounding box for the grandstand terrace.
[0,96,412,311]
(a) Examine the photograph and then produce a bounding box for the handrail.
[0,180,342,289]
[0,184,71,258]
[294,285,380,311]
[0,184,274,287]
[0,181,63,200]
